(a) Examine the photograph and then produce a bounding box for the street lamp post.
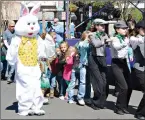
[63,0,66,41]
[66,1,70,39]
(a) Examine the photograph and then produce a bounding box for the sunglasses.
[10,26,15,27]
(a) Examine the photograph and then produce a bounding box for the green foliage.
[69,2,78,12]
[72,0,92,5]
[131,8,143,22]
[69,3,78,9]
[72,0,143,22]
[92,1,106,8]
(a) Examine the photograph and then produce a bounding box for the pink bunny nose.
[31,27,34,30]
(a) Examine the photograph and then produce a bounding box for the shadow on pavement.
[105,101,137,115]
[5,101,18,113]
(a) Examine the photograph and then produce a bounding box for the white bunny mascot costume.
[6,3,45,116]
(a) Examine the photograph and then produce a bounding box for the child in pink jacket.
[63,46,78,100]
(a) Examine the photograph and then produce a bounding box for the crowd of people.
[0,3,145,119]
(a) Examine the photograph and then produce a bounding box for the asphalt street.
[1,81,143,119]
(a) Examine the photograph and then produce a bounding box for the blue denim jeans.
[7,63,15,81]
[68,70,78,101]
[47,69,56,90]
[68,65,86,101]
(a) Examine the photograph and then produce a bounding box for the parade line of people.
[0,3,145,119]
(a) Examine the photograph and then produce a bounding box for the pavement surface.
[1,80,143,119]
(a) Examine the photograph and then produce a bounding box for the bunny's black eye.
[27,23,30,25]
[33,23,35,25]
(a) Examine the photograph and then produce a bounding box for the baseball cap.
[8,20,15,26]
[114,20,128,29]
[93,19,108,25]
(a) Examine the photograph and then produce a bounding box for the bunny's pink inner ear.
[30,3,41,16]
[22,8,29,16]
[31,8,40,15]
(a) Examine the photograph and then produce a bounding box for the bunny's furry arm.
[6,36,20,66]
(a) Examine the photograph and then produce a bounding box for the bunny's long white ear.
[20,2,29,16]
[30,2,41,16]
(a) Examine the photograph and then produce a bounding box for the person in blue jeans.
[68,31,91,105]
[68,65,86,105]
[47,69,56,98]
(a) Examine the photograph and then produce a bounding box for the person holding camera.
[46,18,64,47]
[85,19,111,110]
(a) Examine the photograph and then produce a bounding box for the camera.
[47,22,52,28]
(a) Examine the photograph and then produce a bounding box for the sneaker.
[68,100,75,104]
[59,96,64,100]
[78,99,85,106]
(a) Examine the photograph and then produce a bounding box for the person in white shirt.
[39,33,56,104]
[129,20,145,119]
[111,21,133,115]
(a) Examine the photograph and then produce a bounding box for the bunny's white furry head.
[15,3,41,38]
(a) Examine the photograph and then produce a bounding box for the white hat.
[93,18,108,25]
